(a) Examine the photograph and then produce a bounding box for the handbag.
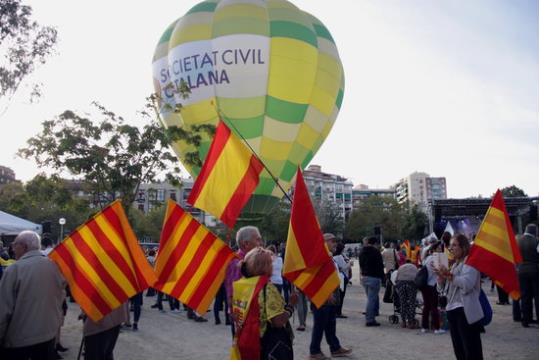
[260,286,294,360]
[479,288,492,326]
[414,266,428,289]
[438,295,448,308]
[393,249,399,270]
[383,275,394,303]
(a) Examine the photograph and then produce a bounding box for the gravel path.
[58,265,538,359]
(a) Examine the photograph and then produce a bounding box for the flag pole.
[214,107,293,203]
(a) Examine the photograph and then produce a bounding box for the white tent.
[0,210,42,236]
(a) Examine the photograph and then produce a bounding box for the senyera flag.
[283,168,340,308]
[49,200,156,321]
[187,120,264,228]
[154,199,236,314]
[466,189,523,299]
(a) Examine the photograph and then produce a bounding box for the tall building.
[427,177,447,201]
[135,179,217,227]
[0,166,16,185]
[303,165,353,219]
[393,172,447,210]
[352,184,395,208]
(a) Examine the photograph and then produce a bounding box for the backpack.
[479,289,492,326]
[414,265,428,289]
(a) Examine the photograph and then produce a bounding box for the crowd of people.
[0,222,538,360]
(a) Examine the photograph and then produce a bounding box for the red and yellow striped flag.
[187,120,264,228]
[49,200,156,321]
[283,168,340,308]
[401,240,411,259]
[466,190,523,299]
[154,200,236,314]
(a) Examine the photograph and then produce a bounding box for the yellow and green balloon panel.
[152,0,345,214]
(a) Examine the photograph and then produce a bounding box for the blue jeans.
[362,276,381,323]
[131,292,143,323]
[309,304,341,354]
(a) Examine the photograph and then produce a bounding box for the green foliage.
[346,196,430,243]
[0,174,92,241]
[401,204,429,241]
[129,204,166,243]
[0,0,57,106]
[313,201,345,237]
[149,91,215,170]
[256,200,291,246]
[500,185,527,198]
[18,101,183,213]
[345,196,406,243]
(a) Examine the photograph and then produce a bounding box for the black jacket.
[518,233,539,274]
[359,246,384,280]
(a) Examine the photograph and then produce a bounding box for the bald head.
[12,231,41,259]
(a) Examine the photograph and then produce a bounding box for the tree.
[0,174,91,241]
[128,205,166,243]
[345,196,406,243]
[500,185,527,198]
[401,204,429,241]
[18,101,186,213]
[0,0,57,108]
[314,200,345,238]
[257,200,291,246]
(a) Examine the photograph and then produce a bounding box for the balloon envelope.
[152,0,345,214]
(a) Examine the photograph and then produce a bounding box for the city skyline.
[1,0,537,198]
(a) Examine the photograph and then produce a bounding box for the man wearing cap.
[308,233,352,360]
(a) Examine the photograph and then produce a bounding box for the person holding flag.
[435,234,484,360]
[308,234,353,360]
[225,226,263,337]
[231,247,296,360]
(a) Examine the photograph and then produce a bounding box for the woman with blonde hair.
[231,247,297,360]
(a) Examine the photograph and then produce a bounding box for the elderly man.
[0,231,65,359]
[224,225,262,336]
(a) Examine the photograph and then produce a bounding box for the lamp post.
[59,218,66,244]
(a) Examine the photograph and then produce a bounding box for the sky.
[1,0,538,198]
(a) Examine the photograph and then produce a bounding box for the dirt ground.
[58,265,538,360]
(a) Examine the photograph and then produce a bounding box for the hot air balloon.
[152,0,344,214]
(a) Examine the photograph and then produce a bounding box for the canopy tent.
[0,210,42,236]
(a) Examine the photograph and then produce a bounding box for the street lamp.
[59,218,66,244]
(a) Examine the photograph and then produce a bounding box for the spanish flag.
[283,168,340,308]
[401,240,411,259]
[188,120,264,228]
[49,201,156,321]
[153,200,236,314]
[466,190,523,299]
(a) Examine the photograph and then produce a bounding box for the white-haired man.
[224,226,262,336]
[0,231,65,359]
